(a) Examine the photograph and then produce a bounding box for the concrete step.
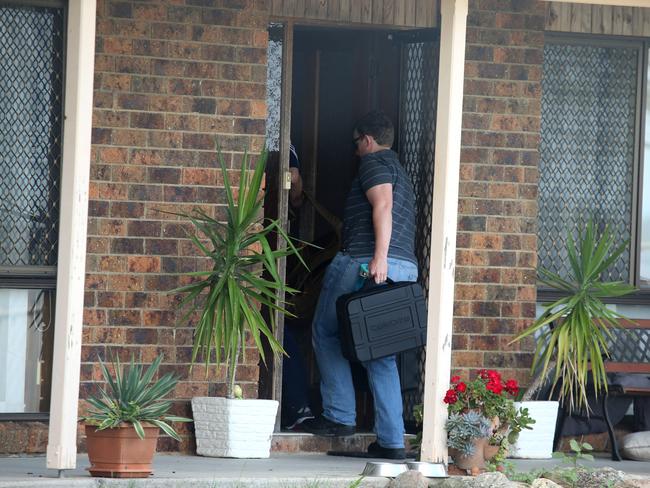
[271,432,416,453]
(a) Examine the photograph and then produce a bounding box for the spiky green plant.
[446,411,493,456]
[511,219,635,413]
[83,354,191,440]
[174,149,306,398]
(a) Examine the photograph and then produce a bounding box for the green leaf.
[132,419,145,440]
[150,419,181,442]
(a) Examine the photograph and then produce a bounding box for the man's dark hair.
[354,110,394,147]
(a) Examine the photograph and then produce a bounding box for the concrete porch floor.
[1,449,649,488]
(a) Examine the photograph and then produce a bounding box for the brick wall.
[83,0,270,452]
[453,0,545,385]
[0,0,547,456]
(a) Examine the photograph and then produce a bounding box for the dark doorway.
[262,23,440,435]
[282,27,402,432]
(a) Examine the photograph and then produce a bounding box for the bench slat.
[604,362,650,374]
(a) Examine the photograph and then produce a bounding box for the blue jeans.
[312,252,418,448]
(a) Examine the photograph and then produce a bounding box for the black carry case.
[336,280,427,362]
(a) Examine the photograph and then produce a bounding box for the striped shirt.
[341,149,417,265]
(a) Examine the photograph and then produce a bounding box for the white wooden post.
[420,0,468,464]
[46,0,97,471]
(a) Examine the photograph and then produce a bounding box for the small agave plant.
[446,411,493,456]
[83,354,191,440]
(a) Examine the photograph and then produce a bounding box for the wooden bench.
[553,319,650,461]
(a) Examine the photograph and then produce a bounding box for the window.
[538,36,649,298]
[0,3,64,414]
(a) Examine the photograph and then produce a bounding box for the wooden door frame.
[267,21,294,432]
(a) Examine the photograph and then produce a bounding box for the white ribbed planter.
[509,401,559,459]
[191,397,279,458]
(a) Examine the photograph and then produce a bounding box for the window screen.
[0,5,63,269]
[538,41,638,283]
[0,4,63,415]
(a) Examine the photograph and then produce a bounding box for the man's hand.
[369,256,388,283]
[289,167,304,207]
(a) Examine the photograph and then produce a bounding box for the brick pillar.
[85,0,270,451]
[453,0,545,385]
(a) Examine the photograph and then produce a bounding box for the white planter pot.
[509,401,559,459]
[191,397,279,458]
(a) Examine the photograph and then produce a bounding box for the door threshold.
[271,432,415,453]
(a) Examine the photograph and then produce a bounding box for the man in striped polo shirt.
[302,111,418,460]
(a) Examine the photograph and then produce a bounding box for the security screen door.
[397,30,439,427]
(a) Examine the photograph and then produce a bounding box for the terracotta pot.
[449,437,487,471]
[483,443,500,461]
[85,423,159,478]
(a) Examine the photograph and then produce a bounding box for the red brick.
[152,23,188,41]
[98,147,128,164]
[107,274,144,292]
[78,0,547,455]
[452,351,484,368]
[125,292,160,309]
[110,202,145,218]
[98,255,127,272]
[97,291,124,308]
[113,165,146,182]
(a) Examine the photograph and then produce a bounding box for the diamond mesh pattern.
[398,40,439,422]
[539,43,637,282]
[606,328,650,364]
[265,24,283,152]
[0,6,64,267]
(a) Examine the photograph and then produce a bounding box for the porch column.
[420,0,468,463]
[46,0,97,471]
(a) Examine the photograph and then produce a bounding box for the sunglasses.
[352,134,364,145]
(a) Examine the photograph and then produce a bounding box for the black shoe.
[282,406,315,430]
[301,415,355,437]
[367,441,406,460]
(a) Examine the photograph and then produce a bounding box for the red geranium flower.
[455,382,467,393]
[443,389,458,404]
[450,375,461,384]
[486,380,503,395]
[487,370,501,382]
[505,379,519,396]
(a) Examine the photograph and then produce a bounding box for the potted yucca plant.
[82,354,191,478]
[175,148,305,458]
[510,219,636,458]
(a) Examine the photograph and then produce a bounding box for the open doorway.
[262,23,439,435]
[284,27,401,433]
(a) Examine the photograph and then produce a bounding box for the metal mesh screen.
[265,24,283,152]
[398,39,439,423]
[538,42,637,283]
[606,328,650,364]
[0,6,64,268]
